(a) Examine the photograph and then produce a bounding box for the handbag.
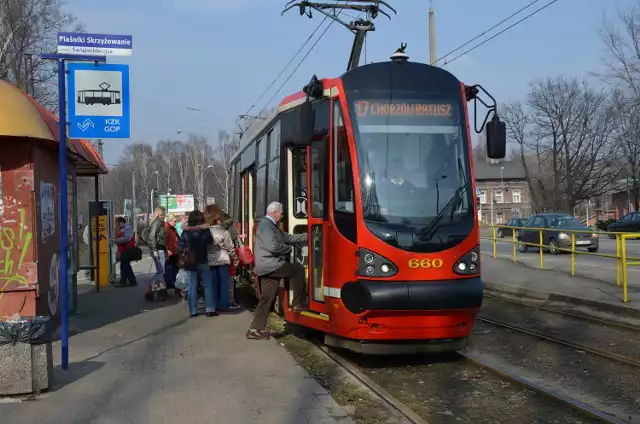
[178,236,197,269]
[235,236,254,266]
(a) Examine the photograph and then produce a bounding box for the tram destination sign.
[67,62,131,139]
[57,32,132,57]
[353,100,457,126]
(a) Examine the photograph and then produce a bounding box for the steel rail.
[476,316,640,368]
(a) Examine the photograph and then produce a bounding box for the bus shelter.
[0,80,107,324]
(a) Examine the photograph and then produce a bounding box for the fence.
[480,224,640,302]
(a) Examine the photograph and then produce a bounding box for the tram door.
[286,147,309,307]
[306,135,330,316]
[240,170,255,249]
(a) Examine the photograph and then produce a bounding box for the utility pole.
[97,140,104,197]
[132,167,137,241]
[429,0,436,65]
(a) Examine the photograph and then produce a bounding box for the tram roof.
[230,77,339,165]
[0,80,108,176]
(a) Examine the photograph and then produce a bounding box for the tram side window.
[266,158,280,207]
[255,165,267,219]
[265,122,281,209]
[269,122,281,160]
[234,172,241,221]
[334,103,355,213]
[257,136,267,165]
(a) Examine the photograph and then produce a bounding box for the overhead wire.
[441,0,560,66]
[255,13,340,118]
[435,0,542,65]
[239,15,330,120]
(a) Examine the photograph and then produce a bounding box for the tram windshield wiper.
[419,182,470,242]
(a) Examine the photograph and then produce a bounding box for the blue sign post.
[67,63,131,139]
[40,31,132,372]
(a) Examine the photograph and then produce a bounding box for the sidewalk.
[481,253,640,318]
[1,268,355,424]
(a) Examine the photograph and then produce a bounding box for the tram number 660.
[408,258,444,269]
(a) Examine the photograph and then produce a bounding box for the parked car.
[606,212,640,238]
[518,212,598,254]
[496,217,527,239]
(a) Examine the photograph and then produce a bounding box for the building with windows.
[474,160,532,225]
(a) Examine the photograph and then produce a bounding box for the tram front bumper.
[340,277,483,315]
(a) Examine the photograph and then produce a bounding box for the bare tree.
[185,134,213,209]
[209,129,240,211]
[612,91,640,210]
[502,100,544,210]
[527,76,619,212]
[0,0,84,108]
[597,2,640,210]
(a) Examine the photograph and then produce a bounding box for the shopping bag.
[175,269,189,291]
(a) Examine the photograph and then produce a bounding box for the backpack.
[139,227,150,247]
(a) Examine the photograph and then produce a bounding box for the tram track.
[310,337,623,424]
[475,316,640,369]
[483,294,640,333]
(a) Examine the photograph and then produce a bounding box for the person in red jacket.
[164,214,181,295]
[113,217,138,287]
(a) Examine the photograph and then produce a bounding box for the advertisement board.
[158,194,195,213]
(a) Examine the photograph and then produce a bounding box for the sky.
[62,0,635,165]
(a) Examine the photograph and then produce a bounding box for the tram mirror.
[299,100,314,145]
[486,114,506,159]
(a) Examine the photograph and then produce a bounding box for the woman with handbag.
[204,205,240,311]
[178,210,216,317]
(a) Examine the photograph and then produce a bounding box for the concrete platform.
[481,254,640,318]
[0,260,355,424]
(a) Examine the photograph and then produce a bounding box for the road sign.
[57,32,132,57]
[67,62,130,139]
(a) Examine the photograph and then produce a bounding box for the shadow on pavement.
[53,272,183,341]
[49,361,105,392]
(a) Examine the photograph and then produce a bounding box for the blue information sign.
[57,32,132,57]
[67,62,130,139]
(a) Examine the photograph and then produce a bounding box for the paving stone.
[0,266,355,424]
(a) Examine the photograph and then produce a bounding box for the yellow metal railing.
[480,224,640,303]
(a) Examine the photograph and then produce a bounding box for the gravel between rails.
[469,317,640,422]
[343,351,601,424]
[480,297,640,360]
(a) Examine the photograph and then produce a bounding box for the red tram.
[229,47,506,354]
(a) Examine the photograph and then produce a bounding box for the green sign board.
[157,194,195,213]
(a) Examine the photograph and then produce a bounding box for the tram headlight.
[453,246,480,275]
[358,248,398,277]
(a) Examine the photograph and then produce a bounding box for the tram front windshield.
[350,96,474,252]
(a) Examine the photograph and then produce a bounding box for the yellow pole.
[539,230,544,269]
[571,232,575,276]
[492,226,497,258]
[622,236,629,303]
[616,234,621,287]
[512,229,516,262]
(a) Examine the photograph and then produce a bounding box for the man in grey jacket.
[247,201,308,340]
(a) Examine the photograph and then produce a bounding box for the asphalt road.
[479,237,640,286]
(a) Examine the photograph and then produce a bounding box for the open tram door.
[281,99,331,326]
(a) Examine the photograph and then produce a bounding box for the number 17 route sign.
[67,62,131,139]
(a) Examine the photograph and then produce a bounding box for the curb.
[483,281,640,319]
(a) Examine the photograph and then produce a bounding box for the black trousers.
[250,262,306,331]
